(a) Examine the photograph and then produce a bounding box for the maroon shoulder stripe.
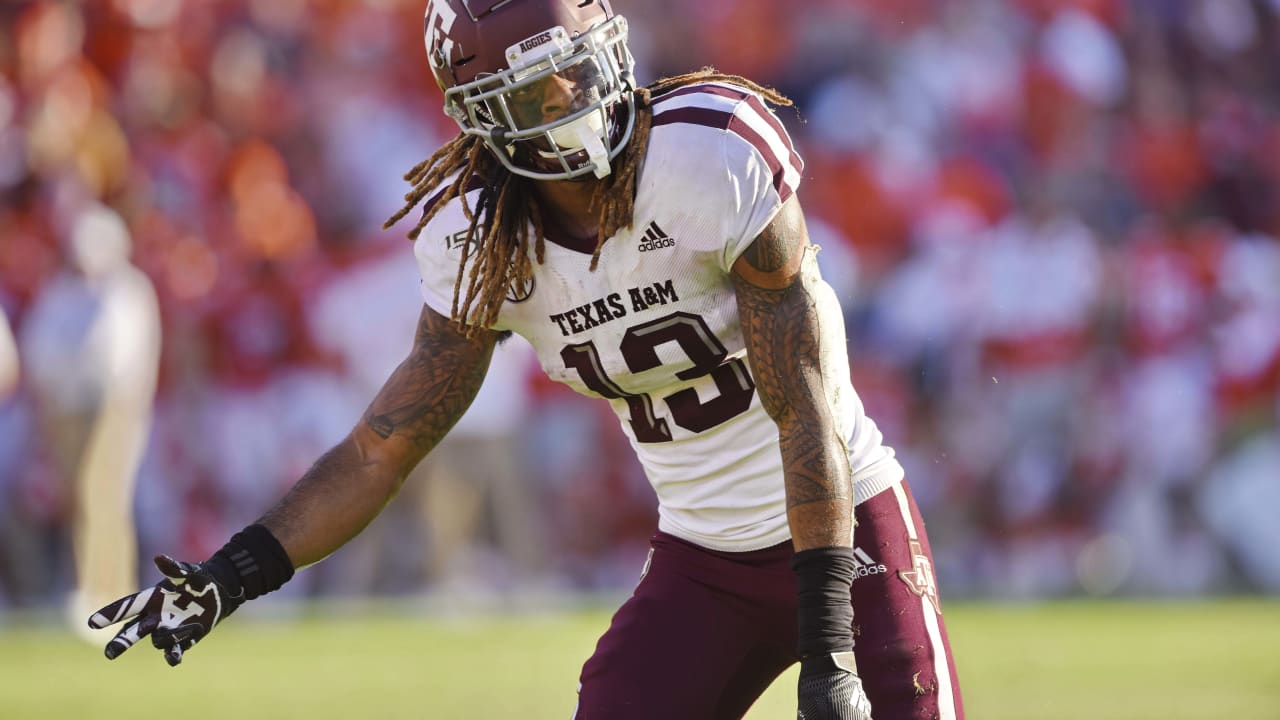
[740,93,804,177]
[652,106,797,203]
[651,82,753,106]
[652,84,803,183]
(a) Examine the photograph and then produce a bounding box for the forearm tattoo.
[734,276,853,503]
[732,203,853,547]
[257,440,377,559]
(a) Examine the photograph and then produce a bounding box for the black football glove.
[87,554,244,666]
[797,651,874,720]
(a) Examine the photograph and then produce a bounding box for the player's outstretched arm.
[258,305,498,567]
[731,196,872,720]
[89,305,499,665]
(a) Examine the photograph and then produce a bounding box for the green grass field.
[1,598,1276,719]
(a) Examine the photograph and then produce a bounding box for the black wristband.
[792,546,857,658]
[204,524,295,601]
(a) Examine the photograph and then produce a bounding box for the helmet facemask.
[442,15,635,181]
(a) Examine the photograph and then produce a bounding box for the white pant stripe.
[892,483,956,720]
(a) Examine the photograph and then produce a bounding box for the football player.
[89,1,964,718]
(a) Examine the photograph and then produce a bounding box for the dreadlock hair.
[384,68,792,337]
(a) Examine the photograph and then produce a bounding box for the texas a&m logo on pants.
[897,540,941,615]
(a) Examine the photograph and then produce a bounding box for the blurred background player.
[19,203,160,638]
[0,308,15,400]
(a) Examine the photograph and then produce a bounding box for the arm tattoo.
[732,199,853,548]
[364,306,496,451]
[739,224,795,274]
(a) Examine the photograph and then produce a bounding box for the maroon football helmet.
[424,0,637,180]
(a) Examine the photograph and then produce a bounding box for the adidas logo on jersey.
[852,547,887,580]
[638,220,676,252]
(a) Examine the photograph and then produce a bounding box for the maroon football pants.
[574,480,964,720]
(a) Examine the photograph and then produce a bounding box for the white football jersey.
[414,82,903,551]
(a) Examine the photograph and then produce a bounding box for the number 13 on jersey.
[560,312,755,443]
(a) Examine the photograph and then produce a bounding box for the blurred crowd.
[2,0,1279,613]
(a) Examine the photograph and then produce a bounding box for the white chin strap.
[547,112,611,178]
